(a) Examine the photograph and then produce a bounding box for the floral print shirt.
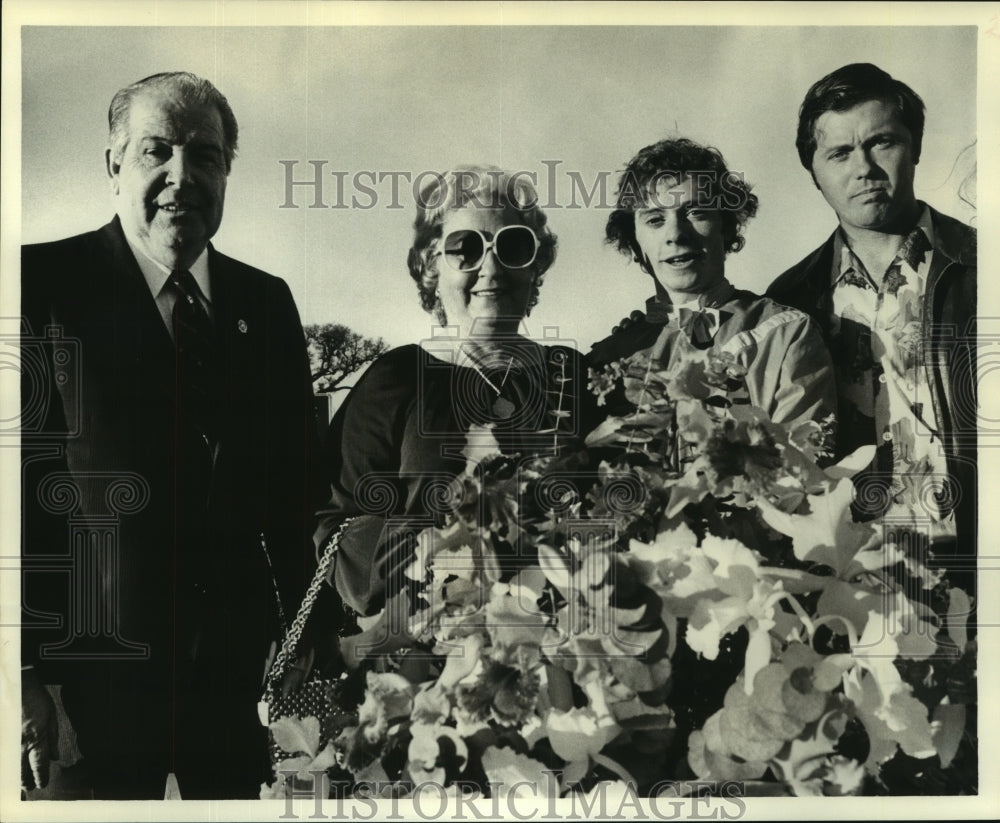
[827,206,955,540]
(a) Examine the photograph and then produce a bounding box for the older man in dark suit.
[20,72,321,799]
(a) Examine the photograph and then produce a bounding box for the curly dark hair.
[407,165,557,324]
[605,138,758,272]
[795,63,925,172]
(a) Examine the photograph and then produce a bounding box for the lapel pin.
[238,319,248,334]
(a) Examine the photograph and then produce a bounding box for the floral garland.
[262,348,976,800]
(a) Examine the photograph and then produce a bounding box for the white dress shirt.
[122,230,212,340]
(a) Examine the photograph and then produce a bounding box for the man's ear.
[105,148,120,195]
[631,244,652,275]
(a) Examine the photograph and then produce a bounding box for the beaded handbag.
[258,521,357,767]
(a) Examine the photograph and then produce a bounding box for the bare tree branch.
[304,323,389,393]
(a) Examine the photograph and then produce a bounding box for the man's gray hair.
[107,72,239,172]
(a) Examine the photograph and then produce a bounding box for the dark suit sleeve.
[314,351,418,617]
[260,275,326,618]
[20,244,67,673]
[765,235,837,331]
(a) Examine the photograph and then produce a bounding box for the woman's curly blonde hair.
[407,165,557,324]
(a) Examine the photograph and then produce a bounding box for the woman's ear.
[432,291,447,325]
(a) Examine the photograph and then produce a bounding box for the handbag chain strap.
[260,533,289,636]
[264,518,353,692]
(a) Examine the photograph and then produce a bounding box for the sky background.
[18,24,978,355]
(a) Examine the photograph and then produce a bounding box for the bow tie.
[677,307,718,349]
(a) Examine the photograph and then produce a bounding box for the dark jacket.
[21,217,323,794]
[766,206,977,556]
[315,342,596,617]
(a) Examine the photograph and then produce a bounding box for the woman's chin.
[460,313,524,338]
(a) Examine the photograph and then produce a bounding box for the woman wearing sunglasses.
[313,165,591,619]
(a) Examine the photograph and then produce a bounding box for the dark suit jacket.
[767,207,977,560]
[21,217,322,783]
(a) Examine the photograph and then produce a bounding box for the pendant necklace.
[464,349,516,419]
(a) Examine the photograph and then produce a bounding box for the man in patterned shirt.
[767,63,977,584]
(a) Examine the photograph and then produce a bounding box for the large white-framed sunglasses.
[436,225,539,272]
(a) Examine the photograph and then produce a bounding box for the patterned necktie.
[677,307,717,350]
[170,270,218,447]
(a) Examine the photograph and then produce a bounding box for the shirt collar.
[122,228,212,303]
[913,204,935,255]
[831,203,934,289]
[831,233,868,290]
